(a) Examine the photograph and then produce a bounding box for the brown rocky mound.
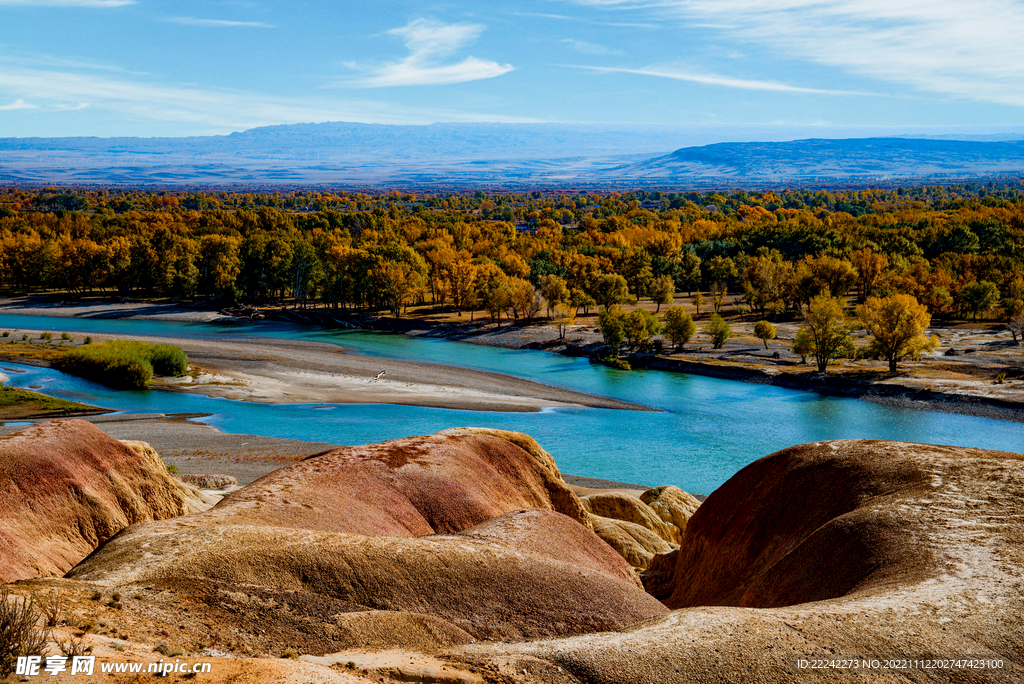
[0,420,209,583]
[587,515,675,570]
[580,492,679,569]
[452,440,1024,683]
[580,492,678,544]
[211,427,588,536]
[639,484,701,541]
[68,430,666,641]
[69,510,666,641]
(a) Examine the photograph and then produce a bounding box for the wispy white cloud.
[562,38,623,55]
[50,102,90,111]
[560,0,1024,107]
[516,9,659,28]
[0,52,535,131]
[343,19,514,87]
[0,98,37,110]
[0,0,134,6]
[572,64,872,95]
[165,17,275,28]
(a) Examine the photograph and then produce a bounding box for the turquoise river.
[1,314,1022,494]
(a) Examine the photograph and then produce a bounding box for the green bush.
[55,340,188,390]
[148,344,189,376]
[704,314,732,349]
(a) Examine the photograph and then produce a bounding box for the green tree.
[677,251,702,294]
[598,305,626,353]
[703,314,731,349]
[649,274,674,313]
[707,256,737,314]
[753,320,776,349]
[621,248,654,297]
[793,327,813,364]
[795,295,854,373]
[538,274,570,317]
[570,289,596,316]
[961,280,1001,320]
[692,291,705,316]
[742,253,792,318]
[198,234,241,300]
[591,273,633,308]
[857,294,939,372]
[664,306,696,350]
[623,309,661,350]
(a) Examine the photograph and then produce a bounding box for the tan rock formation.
[120,439,218,513]
[588,515,676,570]
[639,484,701,541]
[205,428,590,537]
[68,431,666,641]
[453,440,1024,683]
[580,492,678,544]
[0,420,208,583]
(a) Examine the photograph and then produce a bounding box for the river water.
[2,314,1021,494]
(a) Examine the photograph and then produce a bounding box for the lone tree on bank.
[794,294,854,373]
[857,294,939,372]
[753,320,776,349]
[704,314,731,349]
[664,306,696,350]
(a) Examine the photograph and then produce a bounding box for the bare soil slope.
[0,419,206,583]
[68,428,666,642]
[453,440,1024,682]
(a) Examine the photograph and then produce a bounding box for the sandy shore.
[0,299,650,414]
[0,298,229,323]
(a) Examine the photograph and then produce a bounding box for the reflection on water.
[1,314,1022,494]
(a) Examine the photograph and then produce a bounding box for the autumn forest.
[1,185,1023,345]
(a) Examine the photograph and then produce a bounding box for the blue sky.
[2,0,1024,138]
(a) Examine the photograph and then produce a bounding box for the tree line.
[1,185,1023,339]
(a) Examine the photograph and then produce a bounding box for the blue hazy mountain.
[610,137,1024,183]
[2,122,1024,187]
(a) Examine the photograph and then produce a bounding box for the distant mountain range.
[609,138,1024,183]
[2,122,1024,188]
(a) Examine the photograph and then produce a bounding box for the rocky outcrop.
[120,439,218,513]
[69,430,666,641]
[204,427,590,537]
[588,515,676,570]
[454,440,1024,683]
[580,492,678,544]
[578,491,691,569]
[0,421,209,583]
[639,485,701,541]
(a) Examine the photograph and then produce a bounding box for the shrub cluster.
[0,588,49,678]
[56,341,189,390]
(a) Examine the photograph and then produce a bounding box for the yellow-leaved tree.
[857,294,938,373]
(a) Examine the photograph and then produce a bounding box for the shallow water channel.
[1,313,1022,494]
